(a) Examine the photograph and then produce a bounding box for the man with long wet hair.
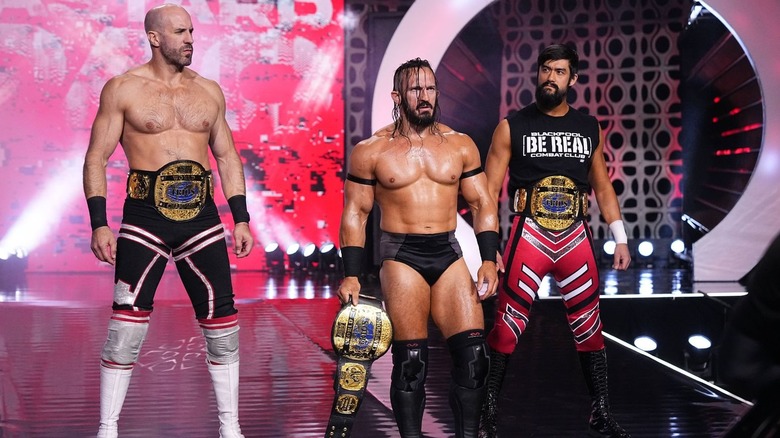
[337,58,500,437]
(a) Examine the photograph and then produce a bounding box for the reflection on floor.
[0,268,751,437]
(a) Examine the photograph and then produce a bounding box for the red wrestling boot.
[578,349,630,438]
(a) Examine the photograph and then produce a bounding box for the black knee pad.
[391,339,428,391]
[447,329,489,389]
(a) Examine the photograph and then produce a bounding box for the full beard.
[535,82,566,111]
[403,103,436,128]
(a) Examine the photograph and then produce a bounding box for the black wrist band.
[87,196,108,230]
[227,195,250,224]
[476,231,499,263]
[341,246,364,277]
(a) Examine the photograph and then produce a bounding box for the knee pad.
[391,339,428,392]
[447,330,489,389]
[101,312,151,366]
[199,315,240,365]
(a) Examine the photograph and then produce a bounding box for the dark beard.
[535,82,566,111]
[161,44,193,68]
[403,102,436,128]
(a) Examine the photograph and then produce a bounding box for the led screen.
[0,1,345,272]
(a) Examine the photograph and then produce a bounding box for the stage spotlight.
[636,240,656,268]
[302,243,320,272]
[596,239,616,268]
[633,336,658,353]
[287,243,304,272]
[637,241,654,257]
[685,334,713,378]
[263,242,285,275]
[603,240,616,256]
[668,238,692,269]
[319,242,338,273]
[0,247,29,292]
[670,239,685,255]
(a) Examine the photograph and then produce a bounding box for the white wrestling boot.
[97,366,132,438]
[208,360,244,438]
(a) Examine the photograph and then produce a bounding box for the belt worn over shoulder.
[513,175,588,231]
[126,160,213,222]
[325,295,393,438]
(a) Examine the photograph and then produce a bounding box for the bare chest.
[375,141,463,188]
[125,85,217,134]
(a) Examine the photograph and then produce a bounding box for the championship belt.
[514,175,587,231]
[127,160,212,222]
[325,295,393,438]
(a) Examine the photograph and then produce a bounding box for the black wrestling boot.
[450,383,487,438]
[478,351,509,438]
[578,349,631,438]
[390,386,425,438]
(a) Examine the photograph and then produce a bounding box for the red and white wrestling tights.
[487,216,605,355]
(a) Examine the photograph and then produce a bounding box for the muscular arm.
[460,135,500,299]
[208,82,246,201]
[589,127,630,269]
[460,136,498,236]
[589,128,622,224]
[83,77,125,265]
[84,77,124,200]
[482,119,512,273]
[207,81,253,257]
[483,119,512,204]
[337,142,376,305]
[339,142,376,249]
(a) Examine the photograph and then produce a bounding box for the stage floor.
[0,268,751,437]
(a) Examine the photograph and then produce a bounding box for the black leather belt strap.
[325,295,392,438]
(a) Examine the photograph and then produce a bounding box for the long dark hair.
[391,58,441,139]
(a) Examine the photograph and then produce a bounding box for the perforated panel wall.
[494,0,686,241]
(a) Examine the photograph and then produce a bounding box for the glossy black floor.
[0,267,753,437]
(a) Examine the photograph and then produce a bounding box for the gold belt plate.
[528,175,582,231]
[153,161,210,222]
[334,394,361,415]
[331,299,393,362]
[338,362,368,392]
[128,172,151,200]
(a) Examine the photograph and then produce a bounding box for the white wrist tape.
[609,220,628,244]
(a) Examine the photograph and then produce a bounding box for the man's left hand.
[476,261,499,301]
[613,243,631,270]
[233,222,254,258]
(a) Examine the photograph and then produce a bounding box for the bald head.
[144,4,188,33]
[143,4,194,68]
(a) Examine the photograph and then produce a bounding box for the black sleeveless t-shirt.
[506,104,600,197]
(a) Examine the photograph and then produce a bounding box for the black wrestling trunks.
[379,231,463,286]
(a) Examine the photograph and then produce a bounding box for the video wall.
[0,1,345,272]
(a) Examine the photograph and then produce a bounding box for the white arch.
[692,1,780,281]
[370,0,497,132]
[371,0,780,282]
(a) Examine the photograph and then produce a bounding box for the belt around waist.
[126,160,213,222]
[513,175,588,231]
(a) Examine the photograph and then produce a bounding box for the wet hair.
[390,58,441,138]
[537,44,579,77]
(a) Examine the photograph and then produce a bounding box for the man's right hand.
[90,226,117,266]
[337,276,361,306]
